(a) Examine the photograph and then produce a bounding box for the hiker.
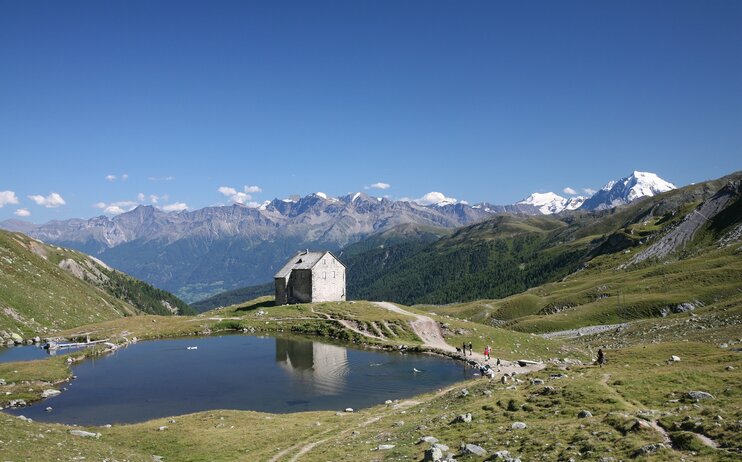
[496,357,501,372]
[597,348,606,367]
[468,342,473,356]
[484,345,490,361]
[462,342,467,356]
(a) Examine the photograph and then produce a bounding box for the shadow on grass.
[236,300,275,312]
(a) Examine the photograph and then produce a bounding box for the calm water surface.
[0,344,86,362]
[6,335,468,425]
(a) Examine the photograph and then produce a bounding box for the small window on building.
[323,272,326,279]
[332,271,336,278]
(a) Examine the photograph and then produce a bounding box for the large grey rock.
[463,444,487,456]
[511,421,527,430]
[577,410,593,418]
[687,391,714,400]
[432,443,449,452]
[453,413,472,424]
[70,430,101,438]
[418,436,439,444]
[424,446,443,462]
[41,389,61,398]
[376,444,395,450]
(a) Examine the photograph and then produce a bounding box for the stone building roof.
[274,250,344,279]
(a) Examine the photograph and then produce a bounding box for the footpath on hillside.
[372,301,545,376]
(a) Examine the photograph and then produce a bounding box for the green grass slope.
[0,230,193,338]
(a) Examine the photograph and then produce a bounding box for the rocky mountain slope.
[0,229,193,339]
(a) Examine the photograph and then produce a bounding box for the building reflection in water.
[275,338,349,395]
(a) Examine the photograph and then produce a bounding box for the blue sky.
[1,0,740,222]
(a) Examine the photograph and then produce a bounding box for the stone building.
[274,250,346,305]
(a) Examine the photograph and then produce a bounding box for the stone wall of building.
[310,254,346,302]
[288,269,313,303]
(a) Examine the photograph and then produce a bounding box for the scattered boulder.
[70,430,101,438]
[460,388,469,397]
[541,386,557,395]
[494,450,522,461]
[418,436,439,444]
[550,373,568,379]
[0,378,5,385]
[8,399,27,408]
[432,443,450,452]
[531,379,544,385]
[670,355,681,362]
[41,389,61,398]
[344,407,354,413]
[423,446,443,462]
[158,426,168,431]
[517,360,539,367]
[687,391,714,401]
[463,443,486,456]
[453,413,472,424]
[511,422,527,430]
[633,443,666,456]
[375,444,395,450]
[577,410,593,418]
[384,399,393,405]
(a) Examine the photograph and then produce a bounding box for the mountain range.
[0,171,678,302]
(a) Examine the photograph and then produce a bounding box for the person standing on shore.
[468,342,473,356]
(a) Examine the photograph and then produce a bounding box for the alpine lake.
[2,334,469,425]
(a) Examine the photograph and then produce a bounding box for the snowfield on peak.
[580,171,676,211]
[517,192,577,215]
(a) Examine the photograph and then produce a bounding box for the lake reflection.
[6,334,468,425]
[275,339,349,395]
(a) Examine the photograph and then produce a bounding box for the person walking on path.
[484,345,490,361]
[597,349,606,367]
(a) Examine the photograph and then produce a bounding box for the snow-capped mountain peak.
[517,192,569,215]
[581,171,676,211]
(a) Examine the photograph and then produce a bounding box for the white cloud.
[105,205,126,215]
[0,190,20,208]
[28,192,66,208]
[121,173,129,181]
[218,185,261,205]
[93,200,139,215]
[365,182,391,190]
[14,208,30,217]
[414,191,457,206]
[149,194,160,204]
[148,176,175,181]
[137,192,146,201]
[563,187,577,195]
[583,188,597,195]
[161,202,188,212]
[218,186,237,196]
[105,174,117,182]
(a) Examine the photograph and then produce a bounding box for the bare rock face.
[631,181,741,264]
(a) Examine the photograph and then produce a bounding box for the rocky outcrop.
[631,181,741,264]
